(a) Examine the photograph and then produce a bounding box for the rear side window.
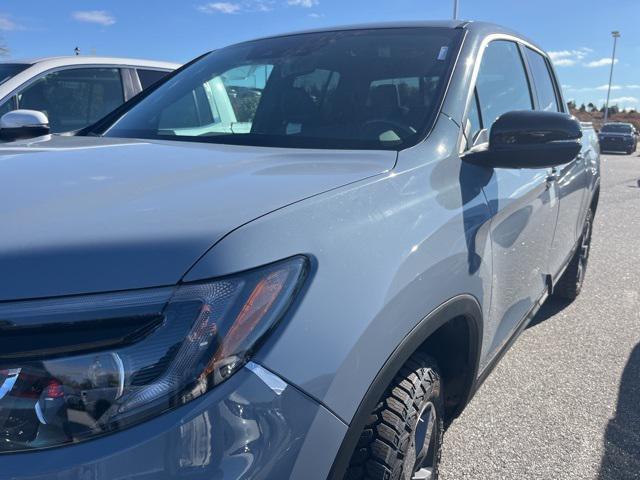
[0,96,16,117]
[0,63,30,85]
[476,41,533,126]
[525,48,560,112]
[17,68,124,133]
[137,69,170,89]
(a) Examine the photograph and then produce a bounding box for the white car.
[0,56,179,137]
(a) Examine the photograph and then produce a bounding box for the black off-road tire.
[346,353,444,480]
[553,209,593,301]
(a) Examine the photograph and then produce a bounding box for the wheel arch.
[328,294,483,479]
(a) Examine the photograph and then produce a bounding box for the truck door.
[467,40,560,366]
[522,47,588,276]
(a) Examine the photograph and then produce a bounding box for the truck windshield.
[601,124,633,133]
[0,63,30,85]
[102,28,462,150]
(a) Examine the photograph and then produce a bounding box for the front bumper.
[0,363,346,480]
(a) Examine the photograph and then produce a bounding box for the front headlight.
[0,256,307,453]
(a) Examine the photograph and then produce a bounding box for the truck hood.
[0,137,394,301]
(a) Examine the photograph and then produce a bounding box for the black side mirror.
[0,110,51,142]
[463,110,582,168]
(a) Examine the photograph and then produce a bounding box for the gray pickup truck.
[0,21,599,480]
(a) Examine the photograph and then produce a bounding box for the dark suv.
[599,122,638,154]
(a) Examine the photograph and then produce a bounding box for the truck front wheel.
[347,353,444,480]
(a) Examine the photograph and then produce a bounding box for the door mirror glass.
[0,109,50,141]
[463,110,582,168]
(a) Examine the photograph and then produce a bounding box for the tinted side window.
[137,69,170,90]
[525,48,560,112]
[18,68,124,133]
[476,41,533,126]
[0,64,30,85]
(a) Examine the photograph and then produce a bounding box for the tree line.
[567,100,636,115]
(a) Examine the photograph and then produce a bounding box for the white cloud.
[584,57,618,68]
[548,48,592,67]
[288,0,319,7]
[595,84,620,91]
[609,96,639,104]
[597,96,640,110]
[197,0,317,14]
[566,84,640,92]
[72,10,116,26]
[198,1,274,13]
[254,0,274,11]
[0,14,19,31]
[198,2,241,13]
[553,58,577,67]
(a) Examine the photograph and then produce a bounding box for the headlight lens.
[0,256,307,453]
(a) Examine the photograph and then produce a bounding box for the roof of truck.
[238,20,539,53]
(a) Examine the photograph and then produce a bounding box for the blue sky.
[1,0,638,110]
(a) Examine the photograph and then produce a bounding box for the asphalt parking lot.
[440,152,640,479]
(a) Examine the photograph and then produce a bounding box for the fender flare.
[328,294,483,479]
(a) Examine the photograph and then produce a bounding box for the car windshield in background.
[601,124,633,133]
[102,28,462,150]
[0,63,30,85]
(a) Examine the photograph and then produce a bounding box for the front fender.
[183,119,493,429]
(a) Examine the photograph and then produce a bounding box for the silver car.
[0,21,599,479]
[0,56,178,139]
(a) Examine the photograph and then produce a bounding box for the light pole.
[603,31,620,124]
[453,0,459,19]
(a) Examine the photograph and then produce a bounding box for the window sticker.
[438,46,449,61]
